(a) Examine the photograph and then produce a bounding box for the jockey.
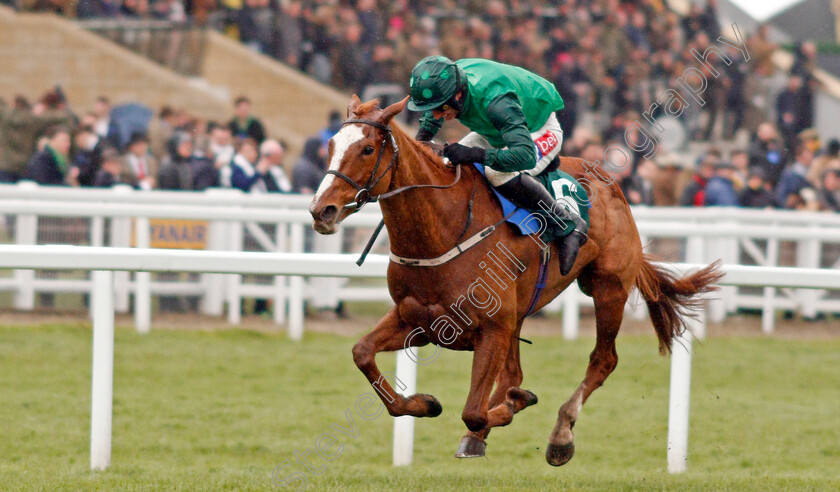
[407,56,588,275]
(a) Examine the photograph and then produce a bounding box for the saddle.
[473,163,589,242]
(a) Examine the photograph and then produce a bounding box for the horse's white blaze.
[314,124,365,203]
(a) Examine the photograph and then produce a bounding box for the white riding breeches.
[459,113,564,186]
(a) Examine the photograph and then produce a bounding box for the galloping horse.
[310,96,721,466]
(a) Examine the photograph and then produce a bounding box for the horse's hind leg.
[352,307,443,418]
[457,323,538,458]
[545,276,627,466]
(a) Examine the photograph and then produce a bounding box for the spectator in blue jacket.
[228,138,291,193]
[704,161,740,206]
[226,137,259,192]
[318,110,343,146]
[776,144,817,209]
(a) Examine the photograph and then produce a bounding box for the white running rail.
[2,182,840,337]
[1,244,837,473]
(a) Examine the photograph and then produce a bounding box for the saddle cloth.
[473,163,590,242]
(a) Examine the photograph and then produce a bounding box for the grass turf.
[1,323,839,491]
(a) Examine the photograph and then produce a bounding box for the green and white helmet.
[407,56,463,112]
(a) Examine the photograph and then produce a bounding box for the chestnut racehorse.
[310,96,721,466]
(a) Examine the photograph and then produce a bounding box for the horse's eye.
[362,146,375,155]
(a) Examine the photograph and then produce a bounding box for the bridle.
[325,118,462,211]
[325,119,398,210]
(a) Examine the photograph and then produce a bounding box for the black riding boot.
[495,174,588,275]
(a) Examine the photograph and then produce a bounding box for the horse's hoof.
[401,394,442,418]
[545,441,575,466]
[455,436,487,458]
[422,394,443,417]
[508,387,539,407]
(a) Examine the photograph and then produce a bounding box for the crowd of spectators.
[0,90,327,196]
[1,83,838,214]
[591,122,840,212]
[28,0,759,138]
[4,0,838,213]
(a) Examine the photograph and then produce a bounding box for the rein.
[326,119,462,211]
[332,118,502,268]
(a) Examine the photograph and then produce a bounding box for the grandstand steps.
[0,5,354,160]
[0,5,229,125]
[199,31,350,155]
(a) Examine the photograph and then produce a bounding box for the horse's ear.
[348,94,362,116]
[381,96,409,125]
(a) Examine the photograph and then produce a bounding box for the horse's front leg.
[352,307,443,418]
[457,324,538,458]
[460,323,514,434]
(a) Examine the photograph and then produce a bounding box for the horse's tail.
[635,255,723,354]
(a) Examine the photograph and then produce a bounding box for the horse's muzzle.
[310,204,339,234]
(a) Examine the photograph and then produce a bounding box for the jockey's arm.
[484,94,536,173]
[417,111,444,141]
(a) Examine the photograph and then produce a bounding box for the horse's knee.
[352,341,374,370]
[462,409,488,432]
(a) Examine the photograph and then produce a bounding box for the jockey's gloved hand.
[443,143,486,165]
[415,128,435,142]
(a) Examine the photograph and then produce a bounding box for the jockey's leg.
[491,173,588,275]
[484,115,588,275]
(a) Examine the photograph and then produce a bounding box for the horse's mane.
[390,121,447,166]
[352,100,446,167]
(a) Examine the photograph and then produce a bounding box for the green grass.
[1,324,839,491]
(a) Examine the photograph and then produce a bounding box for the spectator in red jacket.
[680,151,718,206]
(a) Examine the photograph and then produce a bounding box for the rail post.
[393,349,417,466]
[667,331,692,474]
[288,223,305,340]
[562,282,581,340]
[226,219,244,325]
[90,270,115,471]
[762,237,779,334]
[797,228,821,319]
[273,218,289,325]
[110,186,133,313]
[13,181,37,310]
[667,236,706,473]
[134,218,151,333]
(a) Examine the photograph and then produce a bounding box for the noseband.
[325,118,462,211]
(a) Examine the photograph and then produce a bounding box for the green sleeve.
[483,94,536,173]
[418,111,444,138]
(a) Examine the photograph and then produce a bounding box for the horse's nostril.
[319,205,339,223]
